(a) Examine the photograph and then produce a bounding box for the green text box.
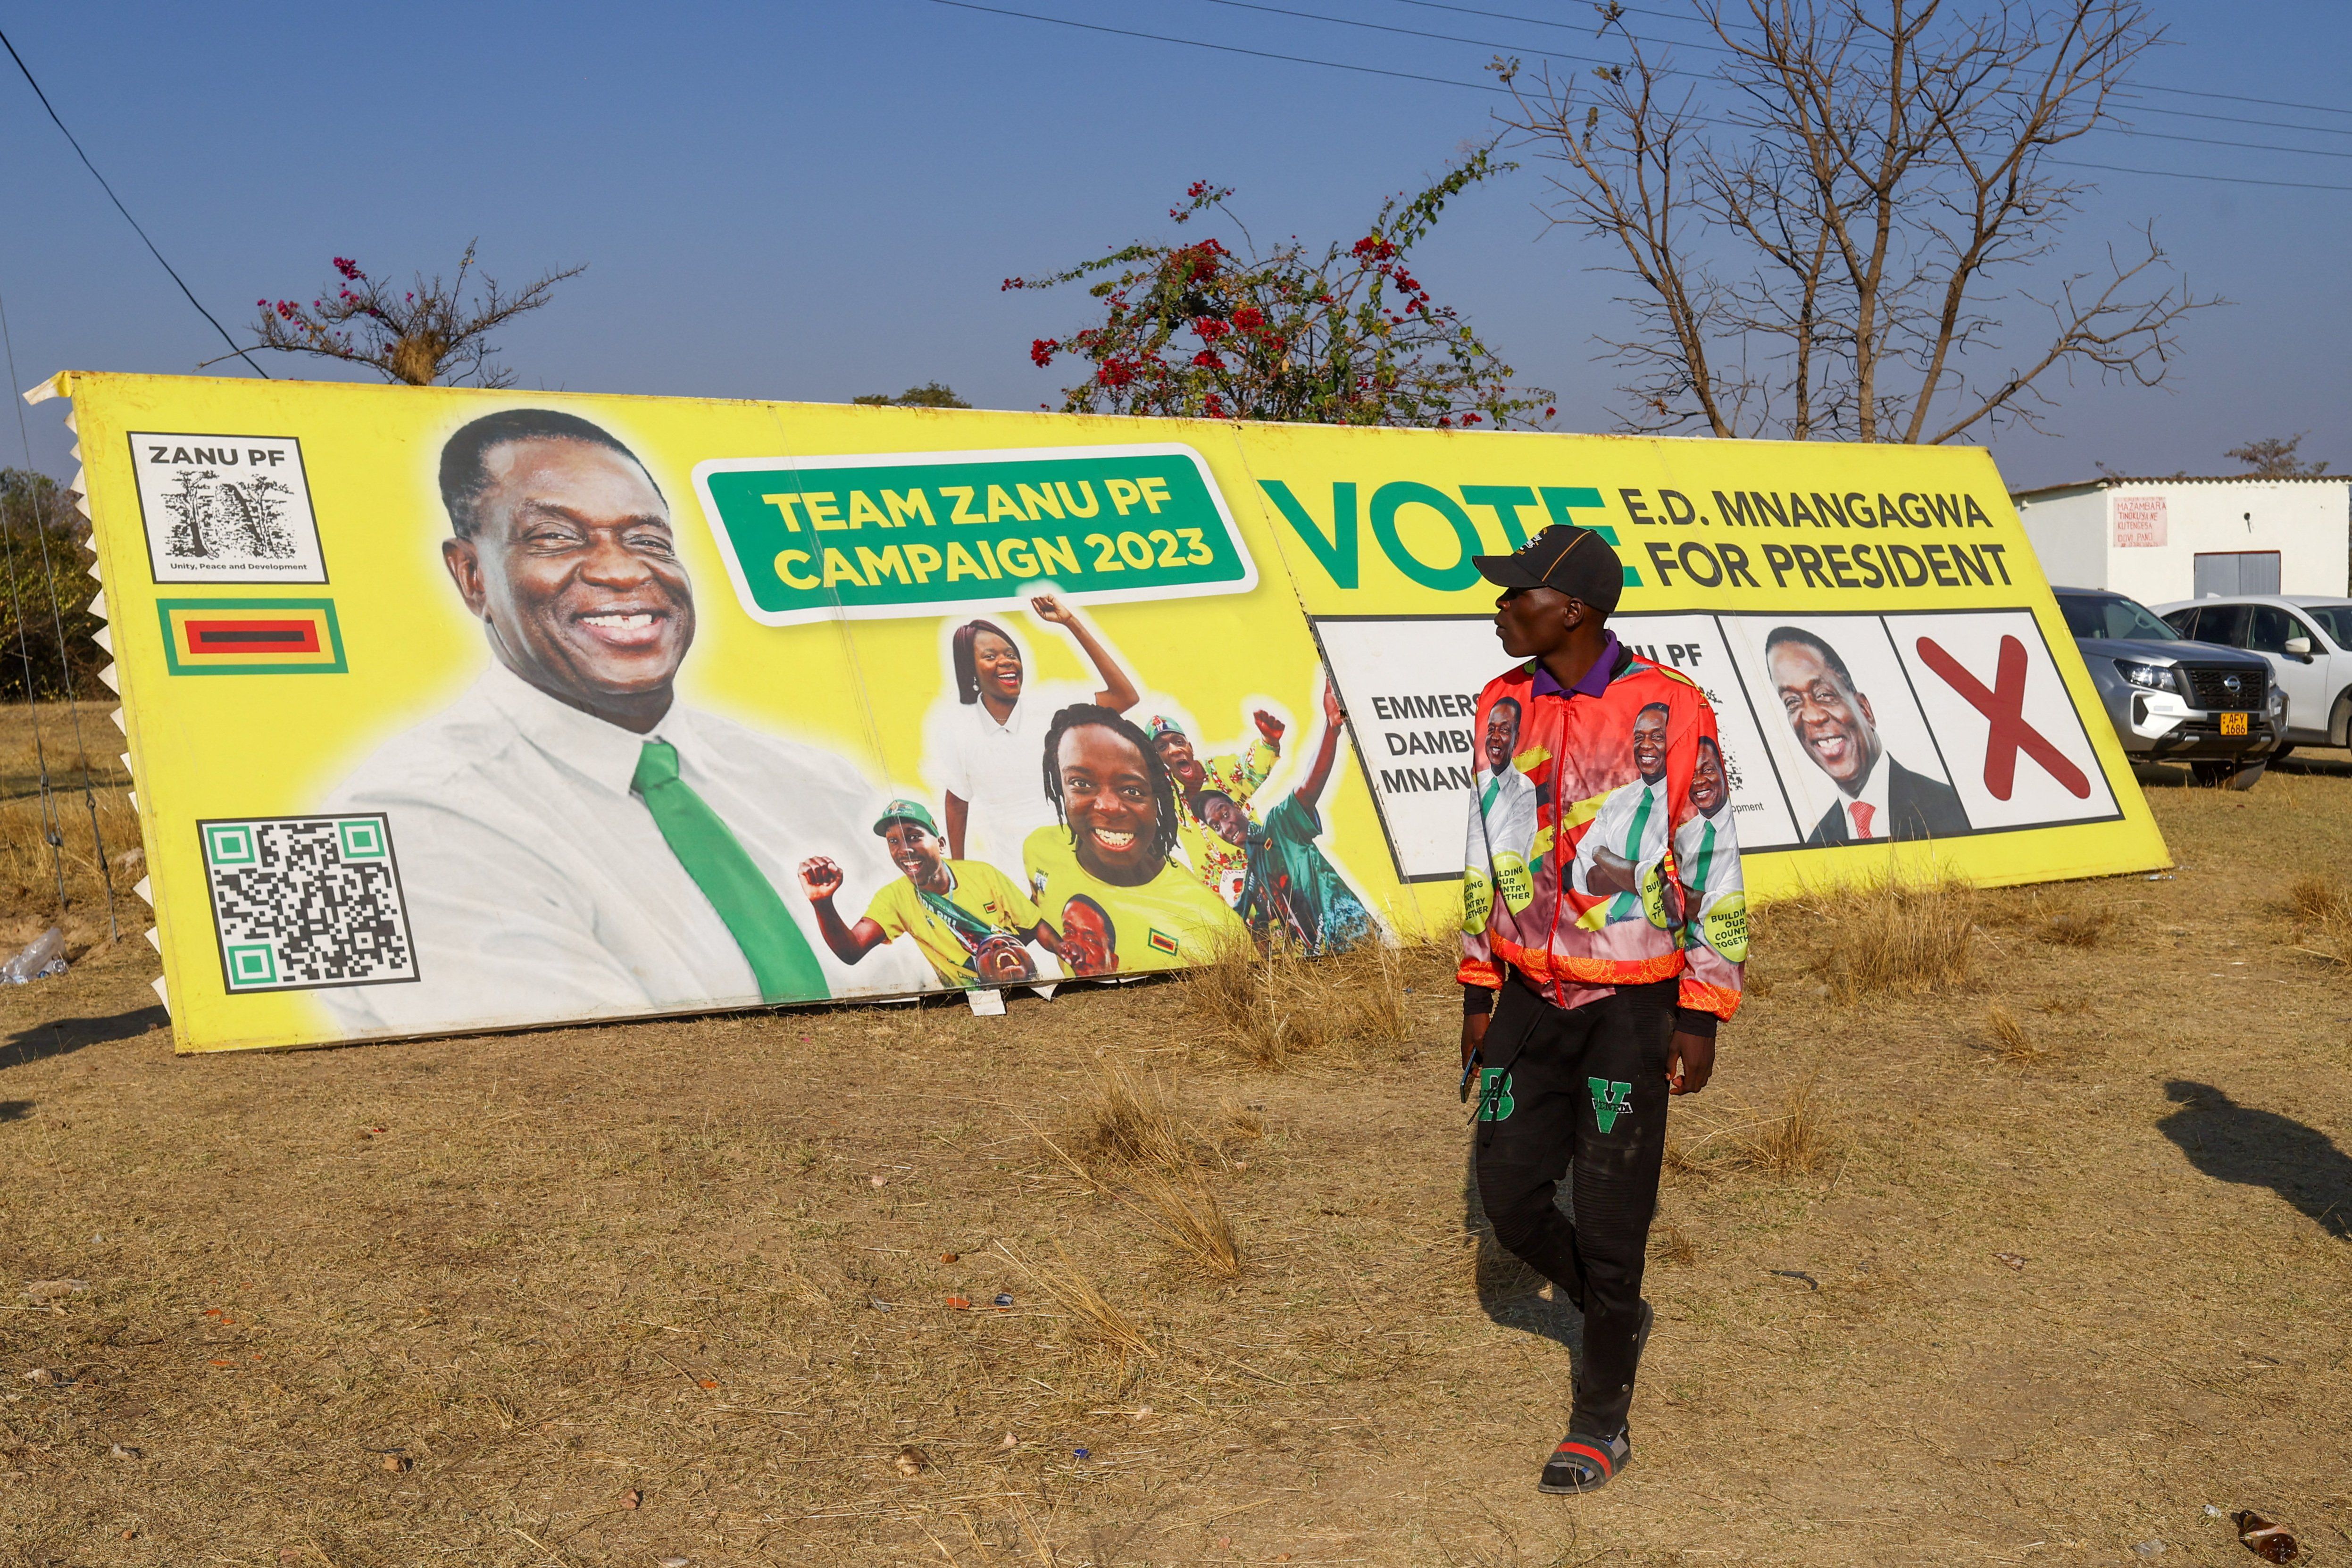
[692,444,1257,626]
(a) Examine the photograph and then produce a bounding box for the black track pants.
[1473,975,1675,1437]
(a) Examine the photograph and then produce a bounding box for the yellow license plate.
[2220,711,2248,735]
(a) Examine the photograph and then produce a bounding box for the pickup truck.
[2052,587,2283,789]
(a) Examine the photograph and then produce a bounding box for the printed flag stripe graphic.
[157,599,345,675]
[186,618,323,652]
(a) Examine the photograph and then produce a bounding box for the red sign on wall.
[2114,495,2168,548]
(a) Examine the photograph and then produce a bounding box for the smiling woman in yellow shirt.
[1023,704,1245,974]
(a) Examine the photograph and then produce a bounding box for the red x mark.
[1914,634,2091,801]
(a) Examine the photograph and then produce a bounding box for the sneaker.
[1538,1427,1631,1494]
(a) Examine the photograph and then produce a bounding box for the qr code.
[200,815,419,993]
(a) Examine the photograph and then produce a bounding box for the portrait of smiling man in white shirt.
[320,408,924,1038]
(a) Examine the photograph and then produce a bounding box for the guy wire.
[0,270,115,936]
[0,449,66,912]
[0,25,268,380]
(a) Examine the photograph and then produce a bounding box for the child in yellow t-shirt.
[799,799,1062,987]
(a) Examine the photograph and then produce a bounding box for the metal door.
[2193,552,2283,597]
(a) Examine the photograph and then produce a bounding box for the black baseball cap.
[1472,524,1625,614]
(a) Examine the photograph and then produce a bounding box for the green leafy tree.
[1009,153,1553,429]
[2225,434,2330,477]
[0,469,104,700]
[853,382,974,409]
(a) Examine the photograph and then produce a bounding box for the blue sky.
[2,1,2346,489]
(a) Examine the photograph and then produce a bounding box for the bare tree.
[216,242,584,387]
[1499,0,2217,444]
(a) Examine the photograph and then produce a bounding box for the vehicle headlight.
[2115,659,2180,695]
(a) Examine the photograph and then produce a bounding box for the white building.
[2012,476,2351,601]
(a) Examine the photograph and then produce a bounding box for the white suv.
[2151,595,2352,754]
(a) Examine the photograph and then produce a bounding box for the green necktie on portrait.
[1605,782,1655,924]
[630,739,829,1004]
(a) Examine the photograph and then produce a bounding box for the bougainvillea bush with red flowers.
[1008,151,1554,429]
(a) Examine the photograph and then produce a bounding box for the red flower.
[1030,338,1059,368]
[1193,317,1230,343]
[1545,406,1557,418]
[1231,305,1265,333]
[1001,277,1026,292]
[1191,350,1222,369]
[332,257,365,282]
[1204,393,1228,418]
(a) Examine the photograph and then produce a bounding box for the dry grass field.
[1,702,2348,1567]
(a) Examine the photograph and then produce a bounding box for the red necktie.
[1851,802,1877,840]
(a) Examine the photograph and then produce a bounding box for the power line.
[1202,0,2352,160]
[1206,0,1621,73]
[2043,158,2352,193]
[0,26,267,378]
[924,1,2352,191]
[926,0,1502,90]
[1387,0,2352,122]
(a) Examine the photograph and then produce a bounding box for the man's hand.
[797,856,844,902]
[1667,1029,1715,1095]
[1030,593,1074,625]
[1461,1009,1489,1071]
[1252,708,1287,743]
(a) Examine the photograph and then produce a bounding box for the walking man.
[1458,524,1744,1495]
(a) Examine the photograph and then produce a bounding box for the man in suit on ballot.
[1764,626,1970,845]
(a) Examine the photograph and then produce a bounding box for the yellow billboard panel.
[45,372,2165,1053]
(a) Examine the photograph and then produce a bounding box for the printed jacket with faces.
[1458,645,1746,1024]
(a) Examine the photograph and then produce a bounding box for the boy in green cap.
[798,799,1065,987]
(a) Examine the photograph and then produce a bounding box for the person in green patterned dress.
[1195,677,1374,953]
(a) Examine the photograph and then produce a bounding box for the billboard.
[36,372,2168,1053]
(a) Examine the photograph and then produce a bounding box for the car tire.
[2189,759,2267,791]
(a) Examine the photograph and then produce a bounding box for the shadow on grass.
[2,1005,168,1069]
[2159,1080,2352,1242]
[2271,751,2352,779]
[2132,752,2352,791]
[0,1100,30,1122]
[1460,1138,1585,1359]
